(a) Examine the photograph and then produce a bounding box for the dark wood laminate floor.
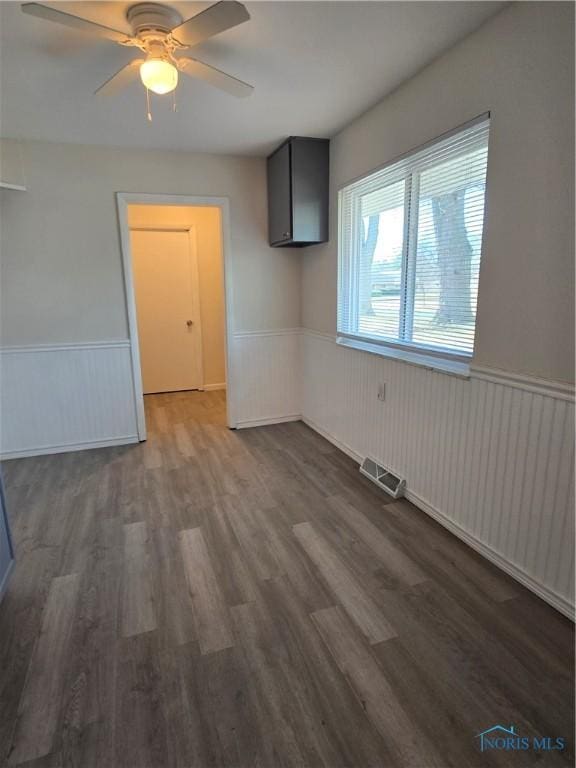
[0,390,573,768]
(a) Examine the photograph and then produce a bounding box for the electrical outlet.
[377,383,386,402]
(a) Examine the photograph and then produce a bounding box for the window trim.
[336,112,490,194]
[337,330,472,363]
[337,112,490,370]
[336,335,471,378]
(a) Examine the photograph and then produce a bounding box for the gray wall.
[0,141,301,345]
[301,2,575,383]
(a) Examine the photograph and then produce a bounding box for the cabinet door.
[0,473,14,602]
[267,142,292,245]
[291,138,329,244]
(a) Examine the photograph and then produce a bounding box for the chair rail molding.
[232,328,301,428]
[0,340,139,459]
[2,325,572,619]
[301,328,575,620]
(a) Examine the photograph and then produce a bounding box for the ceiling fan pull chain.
[20,2,254,101]
[172,89,178,113]
[146,87,152,122]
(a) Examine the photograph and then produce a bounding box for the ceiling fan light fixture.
[140,58,178,95]
[21,1,254,100]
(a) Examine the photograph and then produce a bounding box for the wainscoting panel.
[301,330,575,619]
[0,341,139,458]
[232,330,301,428]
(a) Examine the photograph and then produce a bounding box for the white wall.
[0,341,139,458]
[0,2,573,616]
[0,140,303,453]
[302,330,575,618]
[0,139,301,345]
[302,1,574,383]
[127,205,226,389]
[300,2,575,618]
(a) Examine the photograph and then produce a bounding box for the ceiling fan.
[21,1,254,102]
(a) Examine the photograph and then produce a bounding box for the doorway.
[131,228,203,394]
[117,193,235,439]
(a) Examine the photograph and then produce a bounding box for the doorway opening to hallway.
[117,194,236,439]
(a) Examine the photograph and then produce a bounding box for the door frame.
[130,225,205,395]
[116,192,236,439]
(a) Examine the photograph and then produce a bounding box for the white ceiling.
[0,1,505,156]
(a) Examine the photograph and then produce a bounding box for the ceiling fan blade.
[178,57,253,97]
[95,59,144,96]
[21,3,134,44]
[170,1,250,48]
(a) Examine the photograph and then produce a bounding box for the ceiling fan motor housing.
[20,0,254,98]
[126,3,183,36]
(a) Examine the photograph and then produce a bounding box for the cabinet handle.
[283,232,291,238]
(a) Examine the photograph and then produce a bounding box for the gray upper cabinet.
[267,137,329,247]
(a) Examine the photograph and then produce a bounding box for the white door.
[131,229,202,394]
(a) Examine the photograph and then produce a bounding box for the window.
[338,116,490,364]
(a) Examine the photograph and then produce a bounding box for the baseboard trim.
[301,415,575,621]
[405,489,575,622]
[1,435,139,460]
[236,414,301,429]
[202,383,226,391]
[301,416,362,462]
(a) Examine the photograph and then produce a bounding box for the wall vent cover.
[359,457,405,499]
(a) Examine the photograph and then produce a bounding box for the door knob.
[186,320,194,327]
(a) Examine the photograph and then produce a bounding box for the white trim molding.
[3,323,572,621]
[302,330,576,401]
[2,436,139,461]
[0,341,139,459]
[404,488,575,620]
[232,329,301,428]
[0,328,304,458]
[0,339,131,353]
[234,328,303,339]
[0,182,26,192]
[471,365,575,401]
[116,192,237,435]
[236,414,301,429]
[302,409,573,618]
[301,328,575,620]
[336,335,471,378]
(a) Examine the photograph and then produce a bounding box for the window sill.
[336,336,471,378]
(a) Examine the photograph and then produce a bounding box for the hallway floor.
[0,390,573,767]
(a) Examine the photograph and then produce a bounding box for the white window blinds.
[338,115,490,359]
